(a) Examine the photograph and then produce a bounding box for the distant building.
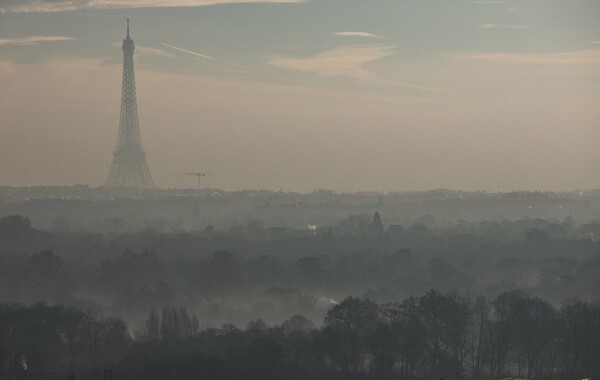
[105,19,154,188]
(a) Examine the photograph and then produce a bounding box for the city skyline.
[0,0,599,191]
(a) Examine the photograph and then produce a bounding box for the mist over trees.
[1,188,600,379]
[1,292,599,380]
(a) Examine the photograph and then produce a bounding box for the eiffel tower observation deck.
[105,19,154,188]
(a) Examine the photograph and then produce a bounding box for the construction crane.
[184,172,206,192]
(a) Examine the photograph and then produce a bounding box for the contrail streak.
[160,43,250,74]
[161,43,214,60]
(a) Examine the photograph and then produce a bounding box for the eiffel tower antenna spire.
[105,19,155,188]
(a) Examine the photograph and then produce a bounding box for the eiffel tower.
[105,19,154,188]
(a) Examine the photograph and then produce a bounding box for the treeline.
[128,291,600,380]
[2,214,600,327]
[2,290,599,380]
[0,303,129,379]
[2,187,599,233]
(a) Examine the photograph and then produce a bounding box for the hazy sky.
[1,0,599,191]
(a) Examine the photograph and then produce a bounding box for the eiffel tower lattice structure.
[105,19,154,188]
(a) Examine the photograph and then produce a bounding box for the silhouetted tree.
[146,309,160,341]
[0,215,31,233]
[558,299,600,379]
[196,250,243,306]
[470,296,491,380]
[324,297,380,374]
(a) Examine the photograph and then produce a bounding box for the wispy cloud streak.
[269,45,394,80]
[335,32,386,39]
[161,43,214,60]
[0,35,76,46]
[461,49,600,65]
[269,46,463,94]
[161,43,250,74]
[0,0,302,13]
[136,46,174,58]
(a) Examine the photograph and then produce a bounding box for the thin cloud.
[161,43,214,60]
[161,43,250,74]
[0,0,302,13]
[136,46,175,58]
[0,35,76,46]
[591,41,600,45]
[269,45,395,80]
[477,24,528,29]
[269,46,463,94]
[470,0,503,4]
[335,32,386,39]
[461,49,600,65]
[112,41,174,57]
